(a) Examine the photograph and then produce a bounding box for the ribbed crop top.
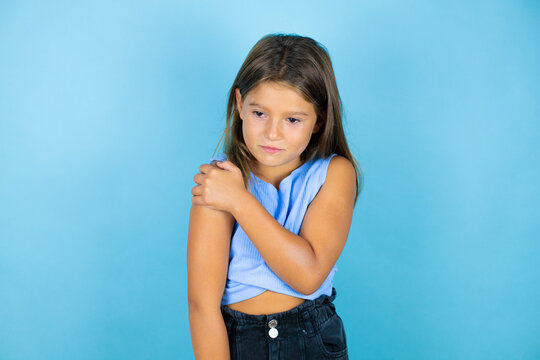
[208,152,339,306]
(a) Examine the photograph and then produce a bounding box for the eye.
[287,117,300,124]
[252,111,264,117]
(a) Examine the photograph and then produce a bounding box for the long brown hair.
[213,33,363,205]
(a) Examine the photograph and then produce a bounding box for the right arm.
[187,203,235,359]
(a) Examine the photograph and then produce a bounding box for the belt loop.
[329,287,337,302]
[300,307,315,335]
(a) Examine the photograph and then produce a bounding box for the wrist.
[230,188,253,218]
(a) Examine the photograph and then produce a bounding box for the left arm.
[191,156,356,295]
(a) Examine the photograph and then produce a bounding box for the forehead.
[245,82,315,114]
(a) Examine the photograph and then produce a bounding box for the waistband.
[220,287,338,336]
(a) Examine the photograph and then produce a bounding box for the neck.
[253,157,303,190]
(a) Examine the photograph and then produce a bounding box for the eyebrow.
[248,102,309,116]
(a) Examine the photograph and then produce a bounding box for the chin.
[255,155,281,166]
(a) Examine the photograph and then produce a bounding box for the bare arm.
[187,203,235,359]
[230,156,356,295]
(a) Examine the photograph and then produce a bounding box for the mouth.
[260,145,283,154]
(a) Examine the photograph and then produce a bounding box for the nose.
[265,118,282,141]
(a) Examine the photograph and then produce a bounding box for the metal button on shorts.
[268,319,278,338]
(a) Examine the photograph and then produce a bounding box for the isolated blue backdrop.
[1,1,538,359]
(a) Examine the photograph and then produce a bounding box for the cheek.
[242,121,258,144]
[292,127,314,146]
[243,119,263,134]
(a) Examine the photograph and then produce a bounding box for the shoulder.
[209,152,227,164]
[327,155,355,179]
[321,155,356,201]
[307,154,355,189]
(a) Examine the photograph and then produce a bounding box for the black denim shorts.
[220,287,348,360]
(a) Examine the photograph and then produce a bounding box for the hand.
[191,160,247,213]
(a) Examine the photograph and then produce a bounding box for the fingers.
[191,195,204,206]
[214,160,237,172]
[191,184,202,196]
[214,161,228,170]
[193,172,204,184]
[190,195,216,210]
[198,163,227,175]
[190,190,215,209]
[200,161,237,174]
[190,182,207,207]
[198,163,214,174]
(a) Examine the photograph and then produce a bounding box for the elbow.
[188,296,221,316]
[188,297,204,313]
[297,286,316,297]
[295,271,325,296]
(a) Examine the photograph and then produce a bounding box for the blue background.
[1,1,538,359]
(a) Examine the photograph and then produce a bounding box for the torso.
[221,156,337,315]
[225,289,305,315]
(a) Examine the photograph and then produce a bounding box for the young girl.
[188,33,362,360]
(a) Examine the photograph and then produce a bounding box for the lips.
[260,145,282,154]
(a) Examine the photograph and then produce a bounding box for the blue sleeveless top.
[208,152,338,306]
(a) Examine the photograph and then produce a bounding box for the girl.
[188,33,362,360]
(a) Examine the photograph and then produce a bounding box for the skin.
[187,81,356,359]
[187,205,234,359]
[236,81,321,188]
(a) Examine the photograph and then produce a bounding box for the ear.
[235,88,243,120]
[312,120,322,134]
